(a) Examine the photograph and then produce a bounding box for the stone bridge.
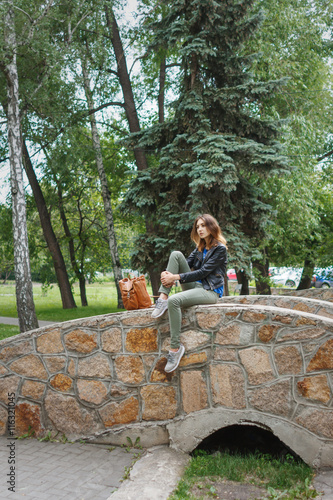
[0,289,332,468]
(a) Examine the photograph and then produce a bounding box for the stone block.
[50,374,73,392]
[258,325,279,343]
[163,330,211,352]
[182,330,211,350]
[307,339,333,372]
[225,311,239,319]
[44,356,66,374]
[141,385,177,420]
[21,380,45,400]
[179,351,208,367]
[196,312,221,329]
[249,380,291,417]
[15,402,43,437]
[101,328,122,352]
[297,375,331,404]
[125,327,158,353]
[242,311,267,323]
[110,385,131,398]
[9,355,48,380]
[0,376,20,404]
[0,406,7,435]
[36,330,64,353]
[99,396,139,427]
[272,315,292,324]
[296,407,333,439]
[210,364,246,408]
[115,356,145,384]
[216,323,253,345]
[150,358,175,382]
[181,371,208,414]
[318,308,333,319]
[0,365,8,375]
[0,340,32,363]
[143,355,157,370]
[122,313,154,326]
[99,316,121,328]
[68,358,76,376]
[274,346,303,374]
[278,327,326,342]
[239,348,274,385]
[295,317,317,326]
[293,303,316,314]
[45,392,100,435]
[77,379,108,405]
[64,329,98,353]
[213,347,237,362]
[77,354,111,378]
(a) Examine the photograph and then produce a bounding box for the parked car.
[311,268,333,288]
[270,268,302,288]
[227,269,237,280]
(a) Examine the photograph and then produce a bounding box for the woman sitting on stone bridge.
[151,214,228,373]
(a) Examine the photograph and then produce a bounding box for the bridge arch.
[0,293,332,468]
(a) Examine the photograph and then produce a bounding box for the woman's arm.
[179,245,227,283]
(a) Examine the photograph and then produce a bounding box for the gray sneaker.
[165,344,185,372]
[151,298,168,318]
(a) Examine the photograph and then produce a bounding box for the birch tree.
[1,0,38,331]
[81,58,124,308]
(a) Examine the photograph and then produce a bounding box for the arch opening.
[193,424,304,462]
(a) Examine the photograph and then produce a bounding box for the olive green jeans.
[159,251,218,349]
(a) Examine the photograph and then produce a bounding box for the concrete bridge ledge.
[166,408,330,468]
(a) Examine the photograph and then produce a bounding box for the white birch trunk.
[4,1,39,332]
[81,62,124,308]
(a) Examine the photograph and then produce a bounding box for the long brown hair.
[191,214,228,251]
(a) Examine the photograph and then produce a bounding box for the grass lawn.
[170,451,317,499]
[0,281,127,322]
[0,324,20,341]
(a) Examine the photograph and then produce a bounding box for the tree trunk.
[297,256,315,290]
[56,184,88,306]
[105,5,161,297]
[105,5,148,171]
[158,57,166,124]
[21,140,77,309]
[3,1,38,332]
[223,273,229,296]
[79,276,88,307]
[253,249,271,295]
[236,270,249,295]
[81,61,123,308]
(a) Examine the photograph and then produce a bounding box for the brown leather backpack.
[119,275,152,310]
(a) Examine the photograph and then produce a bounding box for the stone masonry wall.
[0,299,332,466]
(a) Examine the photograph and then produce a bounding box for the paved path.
[0,317,55,328]
[0,436,138,500]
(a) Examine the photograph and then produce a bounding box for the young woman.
[152,214,228,372]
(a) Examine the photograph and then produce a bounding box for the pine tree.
[125,0,290,281]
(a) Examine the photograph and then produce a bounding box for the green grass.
[169,451,317,499]
[0,281,126,322]
[0,324,20,341]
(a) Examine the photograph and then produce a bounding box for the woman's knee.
[170,250,184,259]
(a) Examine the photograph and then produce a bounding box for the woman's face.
[196,218,210,240]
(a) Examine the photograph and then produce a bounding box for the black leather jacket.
[179,243,228,291]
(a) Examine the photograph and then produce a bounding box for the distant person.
[151,214,228,372]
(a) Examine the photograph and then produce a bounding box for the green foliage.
[124,0,290,273]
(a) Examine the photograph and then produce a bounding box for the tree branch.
[88,101,125,115]
[317,149,333,162]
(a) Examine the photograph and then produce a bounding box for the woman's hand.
[161,271,177,287]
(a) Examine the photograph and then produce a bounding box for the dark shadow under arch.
[194,424,303,462]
